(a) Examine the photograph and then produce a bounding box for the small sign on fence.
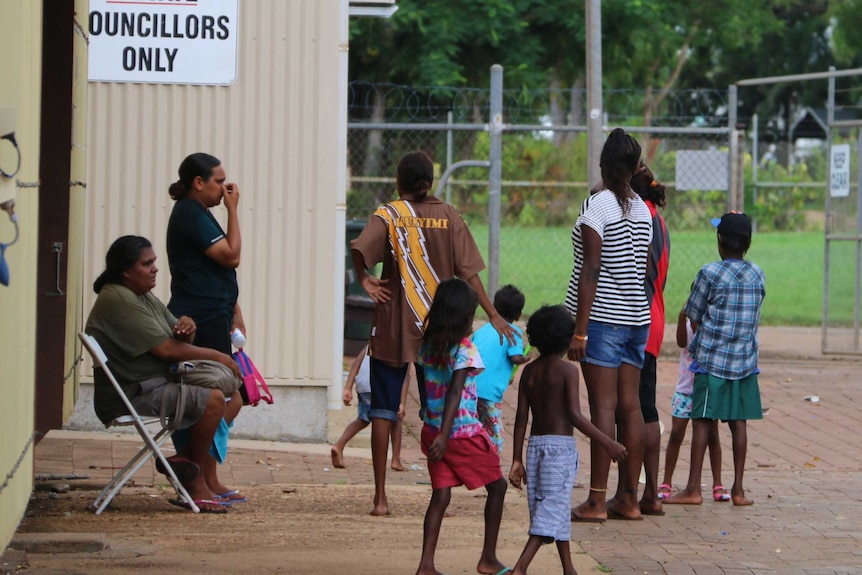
[675,151,729,191]
[829,144,851,198]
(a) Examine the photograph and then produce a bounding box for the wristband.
[573,334,588,342]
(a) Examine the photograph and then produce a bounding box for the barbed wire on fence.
[348,81,729,127]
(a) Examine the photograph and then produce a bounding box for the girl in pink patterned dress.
[416,278,510,575]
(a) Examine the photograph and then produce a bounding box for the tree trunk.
[549,71,564,145]
[365,88,385,183]
[565,76,585,145]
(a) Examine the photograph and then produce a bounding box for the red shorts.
[421,424,503,490]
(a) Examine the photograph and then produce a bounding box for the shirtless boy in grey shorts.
[508,305,627,575]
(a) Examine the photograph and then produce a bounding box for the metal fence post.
[446,110,453,204]
[822,67,835,352]
[751,113,759,233]
[488,65,503,299]
[586,0,603,186]
[727,84,738,212]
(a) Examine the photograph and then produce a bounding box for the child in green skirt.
[665,212,765,506]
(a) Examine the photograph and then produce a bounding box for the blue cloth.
[0,243,9,286]
[171,417,232,464]
[472,322,524,403]
[685,258,765,380]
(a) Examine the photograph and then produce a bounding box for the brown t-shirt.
[351,196,485,364]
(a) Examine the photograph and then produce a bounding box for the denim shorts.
[583,320,649,369]
[357,392,372,423]
[369,358,409,422]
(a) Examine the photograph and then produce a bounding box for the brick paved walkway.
[32,327,862,574]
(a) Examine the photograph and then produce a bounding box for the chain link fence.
[347,82,737,319]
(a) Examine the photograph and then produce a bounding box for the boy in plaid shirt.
[666,212,765,506]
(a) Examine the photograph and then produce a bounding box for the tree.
[829,0,862,67]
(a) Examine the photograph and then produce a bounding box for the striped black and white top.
[565,190,653,327]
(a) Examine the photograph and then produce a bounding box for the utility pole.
[586,0,603,186]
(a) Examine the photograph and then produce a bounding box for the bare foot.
[330,447,345,469]
[607,492,642,519]
[570,499,606,522]
[477,558,508,575]
[731,488,753,506]
[664,490,703,505]
[370,499,390,516]
[639,498,664,516]
[390,459,406,472]
[415,568,445,575]
[606,503,642,520]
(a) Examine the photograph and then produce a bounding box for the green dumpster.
[344,219,374,355]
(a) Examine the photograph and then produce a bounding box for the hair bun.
[168,180,188,200]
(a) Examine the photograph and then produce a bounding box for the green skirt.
[691,372,763,421]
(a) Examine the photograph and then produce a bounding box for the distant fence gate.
[824,73,862,354]
[737,67,862,353]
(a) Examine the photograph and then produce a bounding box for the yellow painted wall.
[0,0,42,552]
[64,0,89,420]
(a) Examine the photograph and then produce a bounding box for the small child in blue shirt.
[473,285,530,456]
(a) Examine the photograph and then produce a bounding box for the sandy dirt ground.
[8,339,862,575]
[14,483,599,575]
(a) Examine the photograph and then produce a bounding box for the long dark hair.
[630,164,667,208]
[600,128,641,213]
[93,235,152,293]
[168,153,221,200]
[422,278,479,360]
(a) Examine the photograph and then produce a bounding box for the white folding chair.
[78,333,200,514]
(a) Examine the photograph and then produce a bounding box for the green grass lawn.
[465,226,856,327]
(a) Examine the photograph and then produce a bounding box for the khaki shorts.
[173,360,241,395]
[131,378,212,430]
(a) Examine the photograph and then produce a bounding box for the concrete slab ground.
[14,326,862,574]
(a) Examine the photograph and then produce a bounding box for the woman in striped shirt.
[566,128,653,522]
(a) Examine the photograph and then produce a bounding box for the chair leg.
[91,444,154,514]
[91,425,199,514]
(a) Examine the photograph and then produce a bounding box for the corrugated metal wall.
[0,0,42,552]
[65,0,89,421]
[85,0,346,391]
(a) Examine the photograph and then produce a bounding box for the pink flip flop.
[713,485,731,502]
[657,483,672,500]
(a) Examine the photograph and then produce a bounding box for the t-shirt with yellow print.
[351,195,485,364]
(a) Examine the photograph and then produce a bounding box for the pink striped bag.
[233,350,274,406]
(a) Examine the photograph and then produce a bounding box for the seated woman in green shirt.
[86,235,243,513]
